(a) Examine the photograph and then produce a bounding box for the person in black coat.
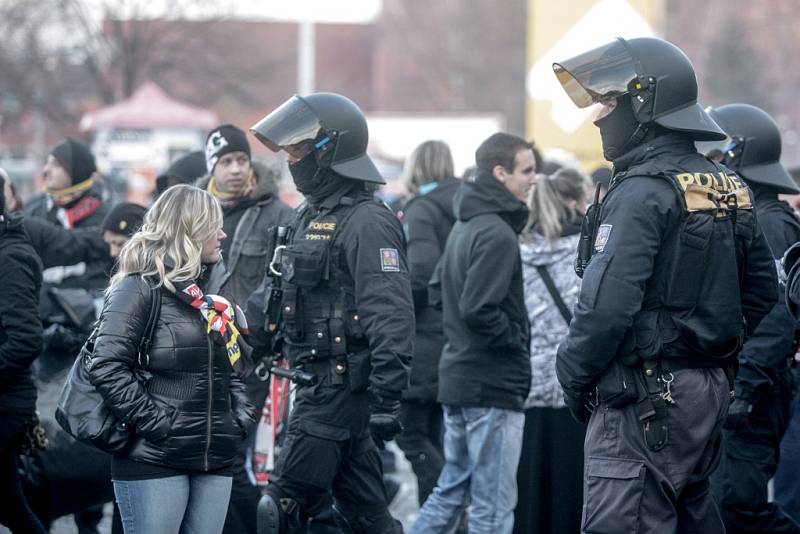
[553,38,777,532]
[24,138,112,294]
[0,172,48,533]
[705,103,800,533]
[396,140,460,506]
[87,185,255,534]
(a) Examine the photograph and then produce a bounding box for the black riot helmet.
[706,104,799,194]
[553,37,727,142]
[250,92,385,184]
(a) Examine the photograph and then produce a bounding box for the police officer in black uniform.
[552,37,777,532]
[246,92,413,533]
[704,103,800,533]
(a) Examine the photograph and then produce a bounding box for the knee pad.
[257,493,302,534]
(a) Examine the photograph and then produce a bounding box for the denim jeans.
[113,474,233,534]
[410,405,525,534]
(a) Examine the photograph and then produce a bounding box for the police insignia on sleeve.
[594,224,612,252]
[380,248,400,272]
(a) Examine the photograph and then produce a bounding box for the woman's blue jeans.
[113,474,232,534]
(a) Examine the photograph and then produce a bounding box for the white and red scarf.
[173,280,250,374]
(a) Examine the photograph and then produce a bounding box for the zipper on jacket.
[204,334,213,470]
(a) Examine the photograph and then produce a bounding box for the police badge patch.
[594,224,612,252]
[380,248,400,272]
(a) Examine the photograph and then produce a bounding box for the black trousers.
[266,372,401,533]
[0,412,48,534]
[514,406,585,534]
[711,374,800,533]
[583,367,729,533]
[396,400,444,506]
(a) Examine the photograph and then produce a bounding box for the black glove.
[563,388,593,425]
[724,398,753,430]
[369,390,403,447]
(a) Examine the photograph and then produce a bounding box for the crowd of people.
[3,35,800,534]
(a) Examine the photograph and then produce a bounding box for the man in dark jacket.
[199,124,293,534]
[411,132,535,534]
[200,124,294,307]
[553,37,777,532]
[705,104,800,533]
[0,172,48,533]
[24,138,111,294]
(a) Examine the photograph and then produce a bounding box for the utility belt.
[595,357,734,451]
[295,346,372,393]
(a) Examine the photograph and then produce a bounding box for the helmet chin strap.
[604,122,651,161]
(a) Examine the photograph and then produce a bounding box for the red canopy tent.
[80,81,218,131]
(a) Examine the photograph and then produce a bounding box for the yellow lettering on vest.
[308,221,336,231]
[728,174,744,190]
[695,173,713,188]
[714,172,731,193]
[676,173,695,190]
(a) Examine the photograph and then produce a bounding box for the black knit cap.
[205,124,251,173]
[50,138,97,185]
[156,151,207,196]
[102,202,147,238]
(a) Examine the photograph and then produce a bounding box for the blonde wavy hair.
[108,184,223,292]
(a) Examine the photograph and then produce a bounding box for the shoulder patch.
[380,248,400,272]
[594,224,612,252]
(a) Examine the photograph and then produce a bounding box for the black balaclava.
[594,94,645,161]
[289,151,356,206]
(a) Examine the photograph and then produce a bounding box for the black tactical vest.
[612,156,756,364]
[278,199,372,365]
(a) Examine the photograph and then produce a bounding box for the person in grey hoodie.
[514,167,591,534]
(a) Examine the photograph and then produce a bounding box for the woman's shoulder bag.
[55,283,161,455]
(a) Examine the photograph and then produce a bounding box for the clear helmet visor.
[553,38,640,108]
[250,95,324,155]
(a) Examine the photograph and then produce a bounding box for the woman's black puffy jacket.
[87,270,254,471]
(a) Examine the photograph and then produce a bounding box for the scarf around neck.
[206,170,255,207]
[171,277,250,375]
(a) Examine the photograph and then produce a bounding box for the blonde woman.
[515,167,591,534]
[87,184,255,534]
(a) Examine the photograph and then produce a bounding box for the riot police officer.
[552,37,777,532]
[246,92,413,533]
[704,104,800,533]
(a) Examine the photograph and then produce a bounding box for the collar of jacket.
[0,211,24,237]
[315,182,371,213]
[612,132,696,174]
[453,168,529,234]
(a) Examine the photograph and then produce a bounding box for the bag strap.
[535,264,572,325]
[137,285,162,368]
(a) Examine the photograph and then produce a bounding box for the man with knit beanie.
[198,124,292,534]
[25,137,110,294]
